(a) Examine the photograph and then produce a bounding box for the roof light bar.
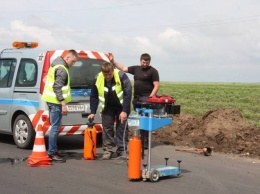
[12,41,38,49]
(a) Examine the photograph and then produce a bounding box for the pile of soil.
[152,108,260,159]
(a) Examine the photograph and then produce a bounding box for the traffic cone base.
[27,124,52,167]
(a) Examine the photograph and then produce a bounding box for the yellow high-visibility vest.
[95,69,123,110]
[42,65,71,104]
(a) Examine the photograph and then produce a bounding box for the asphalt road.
[0,134,259,194]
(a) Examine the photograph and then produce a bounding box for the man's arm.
[113,61,128,73]
[53,67,69,115]
[119,72,132,123]
[53,67,67,102]
[89,80,99,114]
[150,81,160,97]
[120,72,132,113]
[108,53,128,73]
[87,80,99,121]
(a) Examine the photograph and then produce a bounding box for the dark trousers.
[102,107,129,154]
[133,96,149,148]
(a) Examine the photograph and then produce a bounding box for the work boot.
[57,150,67,157]
[102,151,112,160]
[117,150,128,157]
[49,154,66,163]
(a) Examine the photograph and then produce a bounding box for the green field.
[157,82,260,127]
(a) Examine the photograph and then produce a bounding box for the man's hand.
[108,53,114,63]
[119,111,127,124]
[61,101,68,116]
[88,114,95,121]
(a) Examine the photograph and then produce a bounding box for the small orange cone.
[27,124,52,167]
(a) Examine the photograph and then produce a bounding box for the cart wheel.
[149,170,160,182]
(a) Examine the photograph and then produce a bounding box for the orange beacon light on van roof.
[12,41,38,49]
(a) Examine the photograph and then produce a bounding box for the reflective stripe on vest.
[95,69,123,110]
[42,65,71,104]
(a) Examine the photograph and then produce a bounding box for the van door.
[0,56,19,133]
[62,58,106,126]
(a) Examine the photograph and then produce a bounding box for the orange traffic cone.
[27,124,52,167]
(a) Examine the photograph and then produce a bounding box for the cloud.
[158,28,190,51]
[1,0,260,82]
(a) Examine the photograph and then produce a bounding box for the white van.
[0,42,107,148]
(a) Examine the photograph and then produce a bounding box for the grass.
[156,82,260,127]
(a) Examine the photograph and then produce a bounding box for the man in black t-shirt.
[109,53,160,149]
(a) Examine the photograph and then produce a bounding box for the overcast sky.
[1,0,260,82]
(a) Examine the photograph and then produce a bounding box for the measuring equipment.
[128,95,181,182]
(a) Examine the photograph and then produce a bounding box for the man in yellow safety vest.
[42,50,78,163]
[88,62,132,160]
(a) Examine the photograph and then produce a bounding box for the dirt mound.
[152,108,260,158]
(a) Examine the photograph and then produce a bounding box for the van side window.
[15,59,37,87]
[0,59,17,88]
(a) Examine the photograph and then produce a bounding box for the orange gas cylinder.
[128,135,142,180]
[84,121,97,160]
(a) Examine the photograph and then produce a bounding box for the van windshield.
[69,58,106,89]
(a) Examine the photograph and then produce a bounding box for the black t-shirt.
[128,66,159,97]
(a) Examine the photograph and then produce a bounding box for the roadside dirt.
[152,108,260,159]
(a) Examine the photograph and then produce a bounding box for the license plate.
[128,118,140,127]
[66,104,85,112]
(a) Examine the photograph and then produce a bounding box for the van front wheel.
[13,114,36,149]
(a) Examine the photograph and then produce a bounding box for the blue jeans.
[47,103,62,155]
